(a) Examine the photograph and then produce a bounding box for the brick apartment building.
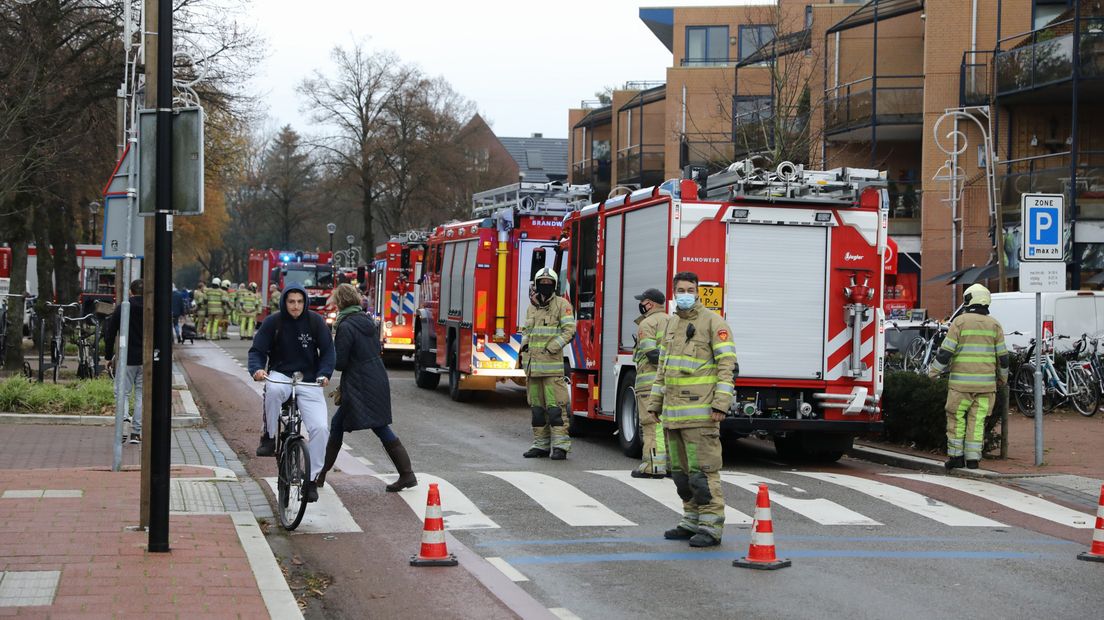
[568,0,1102,319]
[457,113,570,189]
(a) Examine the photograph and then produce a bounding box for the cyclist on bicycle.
[248,284,335,502]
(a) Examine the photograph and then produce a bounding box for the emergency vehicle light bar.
[472,180,592,219]
[701,160,886,204]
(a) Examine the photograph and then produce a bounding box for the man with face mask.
[647,271,737,548]
[520,268,576,460]
[631,288,668,478]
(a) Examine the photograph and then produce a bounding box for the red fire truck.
[247,249,335,318]
[562,161,889,462]
[366,231,428,359]
[412,181,591,400]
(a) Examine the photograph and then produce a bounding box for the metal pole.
[870,1,879,168]
[113,131,139,473]
[148,0,174,553]
[1069,0,1082,289]
[1034,292,1043,466]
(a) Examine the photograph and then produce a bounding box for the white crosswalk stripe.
[885,474,1095,529]
[374,473,500,530]
[484,471,636,527]
[719,472,882,525]
[588,470,752,524]
[792,472,1006,527]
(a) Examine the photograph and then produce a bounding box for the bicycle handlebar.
[44,302,79,309]
[264,376,323,387]
[62,313,97,323]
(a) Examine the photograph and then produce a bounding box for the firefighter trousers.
[527,376,570,452]
[240,314,256,338]
[945,388,993,461]
[206,313,223,340]
[635,392,667,474]
[665,425,725,541]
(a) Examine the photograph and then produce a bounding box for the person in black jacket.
[316,283,415,493]
[248,284,335,502]
[104,279,143,444]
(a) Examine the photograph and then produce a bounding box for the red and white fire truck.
[562,161,888,461]
[412,181,591,400]
[366,231,428,359]
[247,249,335,318]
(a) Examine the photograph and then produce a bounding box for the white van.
[988,291,1104,352]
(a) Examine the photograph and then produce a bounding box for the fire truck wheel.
[616,371,643,458]
[447,348,471,402]
[413,333,440,390]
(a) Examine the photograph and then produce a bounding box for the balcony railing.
[680,135,736,171]
[733,113,810,158]
[572,158,611,196]
[997,151,1104,219]
[960,50,994,106]
[886,180,922,219]
[616,144,665,188]
[680,57,735,67]
[995,17,1104,97]
[824,75,924,133]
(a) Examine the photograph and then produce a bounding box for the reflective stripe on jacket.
[522,296,576,377]
[206,289,225,315]
[928,312,1008,392]
[633,307,667,392]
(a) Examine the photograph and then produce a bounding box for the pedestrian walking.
[315,284,416,492]
[104,279,144,444]
[632,287,668,478]
[171,285,186,344]
[646,271,737,548]
[928,284,1009,470]
[521,268,576,460]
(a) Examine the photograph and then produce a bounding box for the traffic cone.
[410,483,458,567]
[1077,483,1104,563]
[733,483,791,570]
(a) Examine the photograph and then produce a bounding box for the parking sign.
[1020,193,1064,261]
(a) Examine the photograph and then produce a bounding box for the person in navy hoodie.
[248,284,335,502]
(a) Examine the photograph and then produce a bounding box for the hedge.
[0,376,115,415]
[881,370,1003,455]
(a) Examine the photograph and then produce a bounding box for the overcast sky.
[249,1,754,139]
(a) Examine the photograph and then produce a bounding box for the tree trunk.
[3,240,29,373]
[32,203,56,347]
[50,201,80,304]
[361,177,374,254]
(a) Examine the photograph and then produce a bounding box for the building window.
[805,5,813,30]
[686,26,729,66]
[1033,0,1068,30]
[739,25,776,62]
[733,96,772,127]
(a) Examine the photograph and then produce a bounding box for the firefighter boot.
[945,455,966,470]
[383,438,418,492]
[966,459,980,470]
[548,407,570,460]
[315,436,343,488]
[524,409,551,458]
[664,526,696,540]
[688,533,721,548]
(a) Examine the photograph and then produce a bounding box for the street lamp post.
[88,201,101,245]
[327,222,337,283]
[346,234,355,264]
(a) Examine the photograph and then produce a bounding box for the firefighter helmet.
[211,277,221,287]
[963,283,991,307]
[249,282,258,291]
[221,279,230,289]
[533,267,558,285]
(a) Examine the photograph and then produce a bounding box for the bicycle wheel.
[277,437,310,530]
[51,340,62,383]
[1068,365,1099,417]
[903,336,926,372]
[1013,364,1043,416]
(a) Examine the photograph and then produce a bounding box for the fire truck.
[412,181,591,400]
[366,231,428,359]
[247,249,335,318]
[562,161,888,462]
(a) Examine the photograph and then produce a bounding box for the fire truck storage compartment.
[600,215,623,414]
[461,241,477,325]
[439,239,477,323]
[516,239,558,330]
[725,223,827,380]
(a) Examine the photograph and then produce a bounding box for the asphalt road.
[182,335,1104,620]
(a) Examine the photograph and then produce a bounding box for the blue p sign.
[1031,207,1059,244]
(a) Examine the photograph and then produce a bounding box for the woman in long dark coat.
[316,284,417,492]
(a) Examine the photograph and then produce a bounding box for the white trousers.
[117,365,143,434]
[263,371,329,481]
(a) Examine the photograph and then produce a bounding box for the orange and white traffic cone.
[734,483,791,570]
[410,483,458,567]
[1077,483,1104,563]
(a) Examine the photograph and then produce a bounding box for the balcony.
[997,150,1104,220]
[680,135,735,171]
[824,75,924,141]
[680,57,736,67]
[616,144,665,189]
[732,111,810,160]
[995,17,1104,102]
[887,180,922,235]
[572,158,611,198]
[960,50,994,107]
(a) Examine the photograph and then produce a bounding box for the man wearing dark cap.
[631,288,668,478]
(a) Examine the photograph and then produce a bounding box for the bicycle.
[64,313,104,379]
[903,319,947,373]
[266,372,318,530]
[1011,335,1099,417]
[1069,333,1103,417]
[39,301,79,383]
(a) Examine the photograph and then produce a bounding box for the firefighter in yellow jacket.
[238,282,260,339]
[632,288,668,478]
[205,278,225,341]
[521,268,576,460]
[193,281,208,336]
[928,284,1009,470]
[647,271,737,548]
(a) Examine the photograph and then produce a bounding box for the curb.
[849,443,1004,478]
[0,412,204,427]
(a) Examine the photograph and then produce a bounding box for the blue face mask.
[675,293,696,310]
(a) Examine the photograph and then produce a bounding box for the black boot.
[966,459,980,470]
[945,455,966,470]
[664,526,695,540]
[255,434,275,457]
[316,437,343,488]
[383,438,417,492]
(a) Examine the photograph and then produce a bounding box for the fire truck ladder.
[471,180,593,219]
[701,160,886,204]
[390,230,430,245]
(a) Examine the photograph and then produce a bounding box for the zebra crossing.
[374,469,1096,533]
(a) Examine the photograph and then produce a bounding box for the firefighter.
[269,283,281,315]
[226,282,239,328]
[219,279,232,338]
[928,284,1009,470]
[205,277,225,340]
[194,281,208,337]
[646,271,736,548]
[520,268,576,460]
[631,287,668,478]
[239,282,260,339]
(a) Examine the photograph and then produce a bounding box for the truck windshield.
[284,268,319,288]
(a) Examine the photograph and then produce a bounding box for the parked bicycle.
[39,301,79,383]
[1010,334,1099,417]
[64,313,105,379]
[902,319,948,373]
[266,372,317,530]
[1069,333,1103,417]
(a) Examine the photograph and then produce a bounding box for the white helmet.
[533,267,558,285]
[211,277,221,287]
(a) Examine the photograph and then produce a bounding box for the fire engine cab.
[367,231,427,359]
[247,249,335,318]
[413,181,591,400]
[562,161,888,462]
